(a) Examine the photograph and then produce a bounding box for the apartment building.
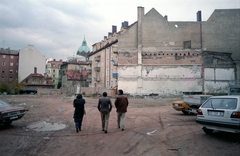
[46,59,64,88]
[0,48,19,87]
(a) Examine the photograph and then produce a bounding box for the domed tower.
[77,37,91,58]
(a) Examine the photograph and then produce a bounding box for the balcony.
[94,56,100,62]
[112,73,118,79]
[86,60,92,65]
[112,45,118,54]
[86,69,92,74]
[94,77,100,82]
[86,78,92,83]
[94,67,100,72]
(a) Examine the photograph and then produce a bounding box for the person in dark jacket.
[115,89,128,131]
[98,92,112,133]
[73,94,85,133]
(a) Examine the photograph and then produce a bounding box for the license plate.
[208,111,224,116]
[10,116,18,120]
[8,111,19,116]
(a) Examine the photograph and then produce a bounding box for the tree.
[0,82,11,94]
[12,78,25,94]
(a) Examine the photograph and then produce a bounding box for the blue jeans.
[75,121,81,128]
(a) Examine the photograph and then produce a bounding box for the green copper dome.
[77,37,90,55]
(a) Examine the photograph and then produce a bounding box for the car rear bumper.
[196,118,240,132]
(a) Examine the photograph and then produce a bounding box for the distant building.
[77,37,91,58]
[21,67,55,93]
[59,59,89,94]
[18,45,46,82]
[46,59,64,88]
[0,47,19,87]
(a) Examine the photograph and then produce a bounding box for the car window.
[0,100,10,107]
[201,98,237,109]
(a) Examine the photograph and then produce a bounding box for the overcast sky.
[0,0,239,60]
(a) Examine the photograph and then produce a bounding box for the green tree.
[0,82,11,94]
[12,78,25,94]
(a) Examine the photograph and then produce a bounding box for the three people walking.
[73,89,128,133]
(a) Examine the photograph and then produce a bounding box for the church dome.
[77,37,90,55]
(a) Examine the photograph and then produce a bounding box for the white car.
[196,96,240,134]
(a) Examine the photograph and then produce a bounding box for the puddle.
[27,121,67,131]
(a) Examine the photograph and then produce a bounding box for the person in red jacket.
[114,89,128,131]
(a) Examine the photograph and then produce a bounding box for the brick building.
[0,48,19,88]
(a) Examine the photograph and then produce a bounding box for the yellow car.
[172,100,190,114]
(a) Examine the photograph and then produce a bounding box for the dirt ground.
[0,95,239,156]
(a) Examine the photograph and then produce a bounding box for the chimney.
[108,32,112,37]
[34,67,37,74]
[124,21,128,28]
[104,36,107,40]
[164,15,168,21]
[197,11,202,21]
[121,21,128,28]
[112,25,117,34]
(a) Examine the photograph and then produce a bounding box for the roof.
[77,37,91,54]
[66,69,87,81]
[0,48,19,55]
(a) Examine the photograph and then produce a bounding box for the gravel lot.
[0,95,239,156]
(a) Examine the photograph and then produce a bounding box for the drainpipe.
[137,6,144,94]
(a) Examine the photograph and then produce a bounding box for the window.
[10,62,13,66]
[10,55,14,59]
[183,40,191,49]
[53,74,55,78]
[16,70,18,73]
[53,80,55,83]
[10,70,13,74]
[53,69,55,73]
[2,55,6,58]
[9,77,13,82]
[2,69,5,74]
[16,63,18,66]
[2,62,6,66]
[1,76,4,81]
[202,98,237,109]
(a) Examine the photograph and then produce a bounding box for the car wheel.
[202,127,214,134]
[182,110,188,115]
[4,120,13,126]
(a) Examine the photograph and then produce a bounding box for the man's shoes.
[122,128,124,131]
[105,130,108,133]
[118,126,120,128]
[79,127,81,131]
[102,129,104,131]
[76,128,79,133]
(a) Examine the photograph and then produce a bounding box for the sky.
[0,0,239,60]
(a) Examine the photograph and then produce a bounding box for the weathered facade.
[59,60,89,94]
[89,7,239,96]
